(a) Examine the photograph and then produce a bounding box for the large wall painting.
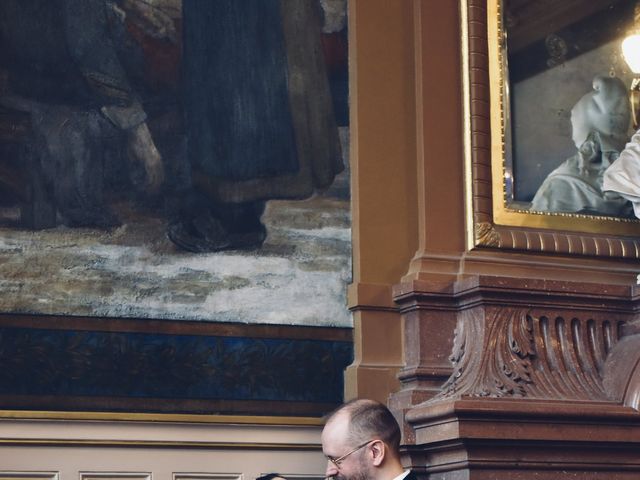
[0,0,351,326]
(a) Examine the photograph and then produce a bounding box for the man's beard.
[332,459,372,480]
[333,471,368,480]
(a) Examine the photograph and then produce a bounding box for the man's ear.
[370,440,385,467]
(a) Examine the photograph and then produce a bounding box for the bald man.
[321,399,416,480]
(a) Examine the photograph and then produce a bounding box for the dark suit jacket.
[404,470,419,480]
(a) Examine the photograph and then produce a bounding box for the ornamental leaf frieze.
[433,307,623,402]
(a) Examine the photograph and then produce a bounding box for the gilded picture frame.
[463,0,640,257]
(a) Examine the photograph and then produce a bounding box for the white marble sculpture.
[603,129,640,218]
[530,75,633,216]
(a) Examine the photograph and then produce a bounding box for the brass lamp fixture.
[622,4,640,129]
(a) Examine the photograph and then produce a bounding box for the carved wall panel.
[173,474,241,480]
[0,473,58,480]
[436,308,624,401]
[81,474,151,480]
[0,420,326,480]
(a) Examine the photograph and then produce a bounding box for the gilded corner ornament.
[475,222,501,247]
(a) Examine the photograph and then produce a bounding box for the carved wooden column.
[387,0,464,439]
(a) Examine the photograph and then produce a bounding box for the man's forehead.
[321,412,350,449]
[326,411,350,431]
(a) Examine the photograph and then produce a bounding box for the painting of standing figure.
[0,0,351,326]
[176,0,343,252]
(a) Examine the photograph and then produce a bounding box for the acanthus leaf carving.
[432,307,622,403]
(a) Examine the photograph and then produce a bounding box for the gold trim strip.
[0,439,321,449]
[460,0,474,251]
[0,410,323,426]
[488,0,505,220]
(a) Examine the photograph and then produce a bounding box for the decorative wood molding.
[0,313,352,342]
[436,308,623,401]
[347,282,398,312]
[403,396,640,478]
[0,417,323,449]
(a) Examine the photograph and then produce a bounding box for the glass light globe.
[622,34,640,74]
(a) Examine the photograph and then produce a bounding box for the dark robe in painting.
[182,0,343,205]
[0,0,144,115]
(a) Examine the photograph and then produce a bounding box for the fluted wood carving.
[435,307,624,401]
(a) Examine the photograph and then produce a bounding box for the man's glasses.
[326,439,375,468]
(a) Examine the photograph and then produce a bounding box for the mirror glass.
[503,0,638,218]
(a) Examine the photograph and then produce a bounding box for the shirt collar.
[391,470,410,480]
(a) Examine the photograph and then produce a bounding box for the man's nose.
[325,460,338,478]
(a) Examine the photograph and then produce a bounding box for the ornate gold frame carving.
[463,0,640,257]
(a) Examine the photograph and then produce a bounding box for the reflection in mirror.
[503,0,639,218]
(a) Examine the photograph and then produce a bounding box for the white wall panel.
[0,418,327,480]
